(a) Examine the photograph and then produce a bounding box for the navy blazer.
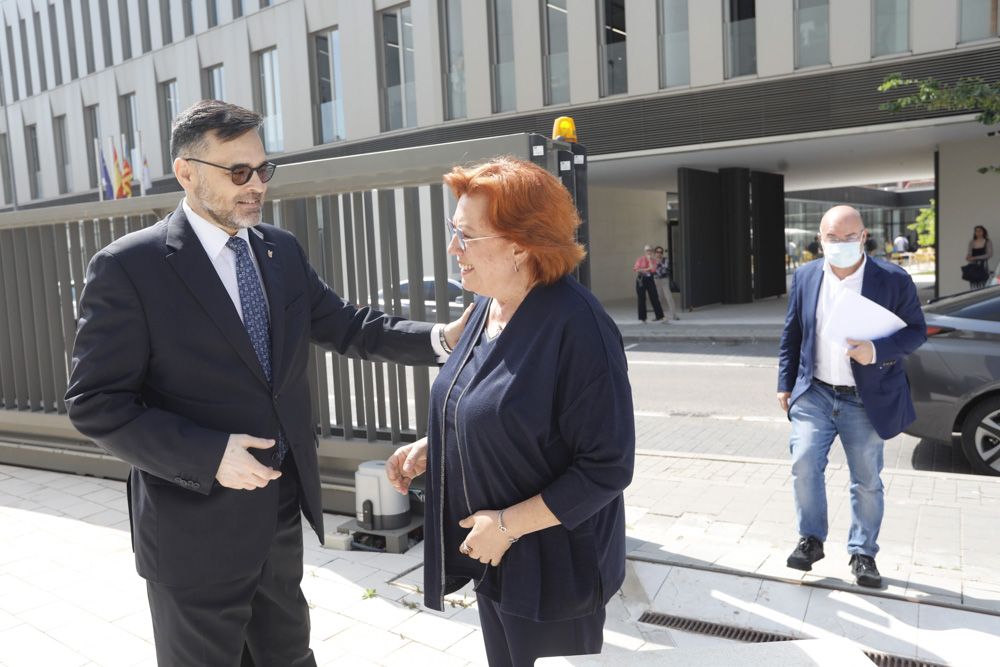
[778,258,927,440]
[66,203,437,586]
[422,276,635,622]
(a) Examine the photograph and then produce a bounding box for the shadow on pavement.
[909,437,973,475]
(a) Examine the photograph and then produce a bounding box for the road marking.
[624,343,638,350]
[627,359,778,369]
[635,410,786,424]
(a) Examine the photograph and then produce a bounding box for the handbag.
[962,263,989,283]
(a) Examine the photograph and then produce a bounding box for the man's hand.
[385,437,428,495]
[443,304,475,351]
[846,339,875,365]
[777,392,791,412]
[215,434,282,490]
[458,510,514,567]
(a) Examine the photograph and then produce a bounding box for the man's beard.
[194,181,262,231]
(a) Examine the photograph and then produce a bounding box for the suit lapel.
[860,257,882,302]
[163,204,270,389]
[248,229,286,384]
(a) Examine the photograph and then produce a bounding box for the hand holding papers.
[819,288,906,348]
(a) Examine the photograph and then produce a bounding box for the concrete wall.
[588,186,667,303]
[938,137,1000,297]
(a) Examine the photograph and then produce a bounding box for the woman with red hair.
[385,157,635,665]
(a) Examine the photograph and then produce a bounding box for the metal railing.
[0,133,588,511]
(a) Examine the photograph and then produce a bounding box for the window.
[158,80,178,169]
[795,0,828,68]
[233,0,243,18]
[658,0,689,88]
[542,0,569,105]
[53,114,70,194]
[0,134,12,204]
[254,48,283,151]
[118,0,132,60]
[119,92,138,162]
[441,0,465,120]
[19,17,33,97]
[98,0,113,67]
[598,0,627,96]
[64,0,79,79]
[207,0,218,28]
[960,0,998,42]
[183,0,194,37]
[4,25,18,101]
[379,4,416,131]
[312,29,345,144]
[160,0,173,44]
[138,0,152,52]
[83,104,100,189]
[203,63,225,100]
[724,0,756,78]
[489,0,516,112]
[872,0,909,56]
[24,123,40,199]
[47,4,62,86]
[81,0,95,73]
[32,11,47,91]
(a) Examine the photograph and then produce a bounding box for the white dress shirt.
[813,255,871,386]
[183,199,449,360]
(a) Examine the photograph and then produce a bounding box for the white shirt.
[183,199,449,361]
[813,255,870,386]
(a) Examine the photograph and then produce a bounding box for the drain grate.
[637,611,946,667]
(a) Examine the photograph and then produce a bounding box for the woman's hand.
[385,437,428,495]
[458,510,514,567]
[444,304,475,351]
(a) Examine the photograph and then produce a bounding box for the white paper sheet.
[819,288,907,347]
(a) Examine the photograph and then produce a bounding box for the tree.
[879,74,1000,173]
[908,199,936,247]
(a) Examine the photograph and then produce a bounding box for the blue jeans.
[789,383,884,557]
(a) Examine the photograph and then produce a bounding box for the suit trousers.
[146,455,315,667]
[477,594,605,667]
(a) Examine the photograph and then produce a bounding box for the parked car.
[905,286,1000,476]
[377,277,466,321]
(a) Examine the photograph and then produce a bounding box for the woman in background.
[966,225,993,289]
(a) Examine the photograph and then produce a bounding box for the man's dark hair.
[170,100,262,161]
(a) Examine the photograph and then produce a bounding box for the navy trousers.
[477,594,605,667]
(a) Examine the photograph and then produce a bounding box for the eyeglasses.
[823,233,863,243]
[183,157,277,185]
[446,218,503,251]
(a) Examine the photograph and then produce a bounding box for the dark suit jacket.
[65,203,436,586]
[778,258,927,440]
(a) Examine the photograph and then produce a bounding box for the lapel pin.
[267,250,273,258]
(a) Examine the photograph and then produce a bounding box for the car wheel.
[960,396,1000,477]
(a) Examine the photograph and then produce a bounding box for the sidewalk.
[2,450,999,666]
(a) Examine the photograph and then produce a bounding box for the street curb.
[621,334,782,344]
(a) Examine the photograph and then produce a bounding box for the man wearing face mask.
[777,206,926,588]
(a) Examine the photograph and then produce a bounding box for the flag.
[119,153,133,198]
[141,153,152,192]
[98,149,114,201]
[111,143,123,199]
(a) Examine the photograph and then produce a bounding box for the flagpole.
[136,130,144,197]
[94,138,103,202]
[106,136,115,199]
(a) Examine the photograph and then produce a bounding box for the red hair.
[443,157,586,285]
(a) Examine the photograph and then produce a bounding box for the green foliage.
[907,199,936,247]
[362,588,377,600]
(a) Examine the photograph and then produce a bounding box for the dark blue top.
[422,276,635,622]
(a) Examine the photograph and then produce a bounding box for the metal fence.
[0,133,588,510]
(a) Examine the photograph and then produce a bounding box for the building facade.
[0,0,997,300]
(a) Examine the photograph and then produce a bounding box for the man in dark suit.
[65,101,466,665]
[777,205,926,588]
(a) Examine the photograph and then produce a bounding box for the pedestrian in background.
[386,157,634,666]
[777,205,926,589]
[965,225,993,289]
[633,245,664,322]
[652,246,680,321]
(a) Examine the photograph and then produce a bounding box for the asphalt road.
[625,341,975,476]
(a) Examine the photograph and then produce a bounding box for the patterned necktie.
[226,236,287,463]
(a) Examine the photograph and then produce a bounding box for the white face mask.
[823,241,863,268]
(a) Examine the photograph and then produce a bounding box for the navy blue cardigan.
[422,276,635,621]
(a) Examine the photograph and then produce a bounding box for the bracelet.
[497,509,519,544]
[438,325,453,354]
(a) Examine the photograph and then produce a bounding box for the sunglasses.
[183,157,277,186]
[446,218,503,251]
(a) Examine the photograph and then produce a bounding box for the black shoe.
[850,554,882,588]
[786,536,825,571]
[653,316,664,321]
